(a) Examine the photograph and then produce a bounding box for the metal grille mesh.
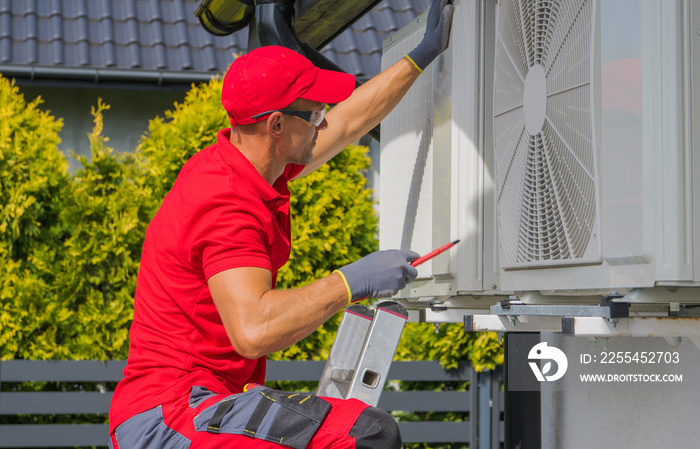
[494,0,598,268]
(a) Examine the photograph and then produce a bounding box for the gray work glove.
[406,0,455,72]
[335,250,420,304]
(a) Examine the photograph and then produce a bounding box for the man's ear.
[266,112,285,138]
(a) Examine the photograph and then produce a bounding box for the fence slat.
[0,422,475,446]
[0,392,113,415]
[264,360,473,382]
[0,360,500,447]
[493,367,504,447]
[0,360,126,382]
[265,360,325,381]
[389,361,472,381]
[0,391,472,415]
[399,421,471,443]
[0,424,109,447]
[378,391,470,412]
[0,360,470,382]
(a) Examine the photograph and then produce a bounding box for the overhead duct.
[196,0,382,51]
[254,1,353,82]
[195,0,255,36]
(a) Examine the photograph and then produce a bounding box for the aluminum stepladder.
[316,301,409,407]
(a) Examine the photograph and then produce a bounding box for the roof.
[0,0,431,86]
[323,0,430,79]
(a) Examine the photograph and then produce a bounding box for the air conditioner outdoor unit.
[380,0,700,305]
[379,0,500,306]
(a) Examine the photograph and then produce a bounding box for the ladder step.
[316,301,408,407]
[317,304,374,399]
[346,302,408,406]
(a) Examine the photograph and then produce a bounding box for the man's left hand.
[406,0,455,72]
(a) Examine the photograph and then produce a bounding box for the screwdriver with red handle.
[411,239,460,267]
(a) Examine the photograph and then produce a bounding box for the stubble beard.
[299,135,317,166]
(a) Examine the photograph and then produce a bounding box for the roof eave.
[0,65,220,86]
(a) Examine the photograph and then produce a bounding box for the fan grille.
[494,0,598,268]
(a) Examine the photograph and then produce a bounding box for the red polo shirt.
[109,129,304,432]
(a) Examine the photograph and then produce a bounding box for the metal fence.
[0,360,503,448]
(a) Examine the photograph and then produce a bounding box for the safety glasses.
[251,107,327,127]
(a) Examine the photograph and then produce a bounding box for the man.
[108,1,453,447]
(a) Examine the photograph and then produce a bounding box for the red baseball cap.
[221,46,356,127]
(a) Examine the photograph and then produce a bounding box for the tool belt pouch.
[193,387,331,449]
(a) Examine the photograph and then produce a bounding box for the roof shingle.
[0,0,430,84]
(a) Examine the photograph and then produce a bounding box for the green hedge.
[0,73,502,372]
[0,77,71,358]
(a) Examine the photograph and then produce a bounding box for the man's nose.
[316,117,329,131]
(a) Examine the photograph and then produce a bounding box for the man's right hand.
[335,250,420,304]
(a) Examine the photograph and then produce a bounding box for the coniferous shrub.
[0,75,381,361]
[49,100,148,359]
[1,72,502,372]
[0,77,71,358]
[0,85,147,359]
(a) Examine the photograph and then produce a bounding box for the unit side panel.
[431,34,454,278]
[380,18,436,281]
[380,0,490,299]
[479,0,501,294]
[642,0,693,281]
[692,0,700,282]
[599,0,646,270]
[453,0,487,292]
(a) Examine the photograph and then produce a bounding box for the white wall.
[20,85,186,170]
[541,333,700,448]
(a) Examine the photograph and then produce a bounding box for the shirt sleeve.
[198,195,272,281]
